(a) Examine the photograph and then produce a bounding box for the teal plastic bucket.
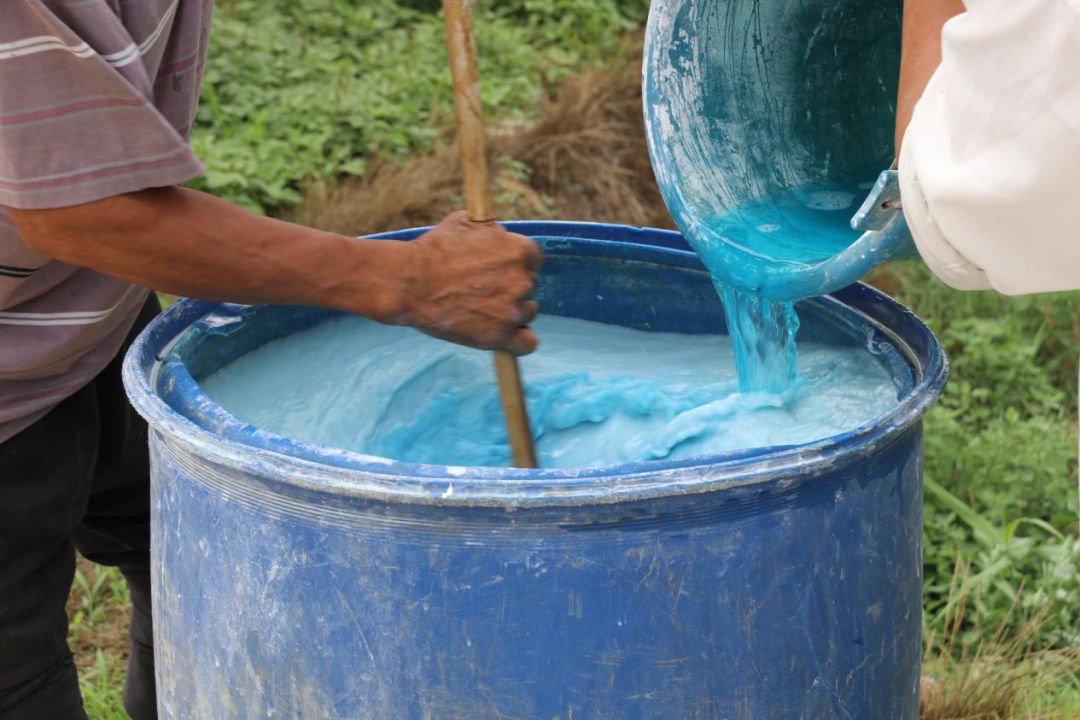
[643,0,916,301]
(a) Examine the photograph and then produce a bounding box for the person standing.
[0,2,540,719]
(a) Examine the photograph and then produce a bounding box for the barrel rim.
[122,221,948,508]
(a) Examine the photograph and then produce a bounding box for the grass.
[919,560,1080,720]
[296,37,670,235]
[869,263,1080,653]
[67,559,131,719]
[78,649,129,720]
[191,0,649,211]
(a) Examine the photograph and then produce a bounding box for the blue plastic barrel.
[124,223,946,719]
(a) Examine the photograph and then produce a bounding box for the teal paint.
[200,314,897,468]
[701,183,867,266]
[643,0,913,392]
[719,285,799,394]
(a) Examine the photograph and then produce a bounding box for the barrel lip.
[123,221,948,508]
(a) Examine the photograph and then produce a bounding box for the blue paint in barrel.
[124,223,946,719]
[643,0,918,303]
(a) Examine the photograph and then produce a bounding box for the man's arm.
[9,187,541,354]
[895,0,964,153]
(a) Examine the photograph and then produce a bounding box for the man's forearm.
[896,0,965,153]
[10,187,544,354]
[10,187,410,321]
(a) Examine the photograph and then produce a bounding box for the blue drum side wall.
[150,425,922,719]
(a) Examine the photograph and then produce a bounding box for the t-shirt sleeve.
[0,1,204,210]
[898,0,1080,295]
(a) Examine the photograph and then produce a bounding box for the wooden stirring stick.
[442,0,539,468]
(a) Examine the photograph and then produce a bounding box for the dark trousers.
[0,298,160,720]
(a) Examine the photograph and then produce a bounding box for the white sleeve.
[898,0,1080,296]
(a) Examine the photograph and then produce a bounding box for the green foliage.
[192,0,646,211]
[79,650,130,720]
[877,263,1079,651]
[68,566,130,642]
[925,478,1080,649]
[67,564,132,718]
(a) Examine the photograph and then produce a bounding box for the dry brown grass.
[920,559,1080,720]
[296,37,673,236]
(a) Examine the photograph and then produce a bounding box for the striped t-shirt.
[1,0,210,443]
